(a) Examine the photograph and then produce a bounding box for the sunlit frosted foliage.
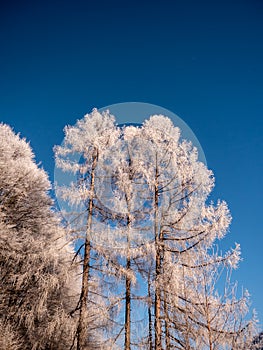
[54,111,257,350]
[55,110,121,349]
[0,124,80,349]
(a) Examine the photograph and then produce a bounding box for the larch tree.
[137,115,257,349]
[106,125,152,350]
[0,124,80,349]
[54,109,121,349]
[54,110,257,350]
[55,113,149,349]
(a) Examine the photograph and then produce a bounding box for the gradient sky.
[1,0,263,326]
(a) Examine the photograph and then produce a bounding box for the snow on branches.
[54,110,257,350]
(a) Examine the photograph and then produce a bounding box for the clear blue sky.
[1,0,263,325]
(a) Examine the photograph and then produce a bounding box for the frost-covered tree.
[105,125,152,350]
[0,124,80,350]
[54,109,121,349]
[136,115,257,349]
[55,110,257,350]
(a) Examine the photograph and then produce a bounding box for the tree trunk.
[124,191,132,350]
[125,256,131,350]
[77,153,97,350]
[154,155,162,350]
[163,291,170,350]
[148,272,153,350]
[155,251,162,350]
[77,240,91,350]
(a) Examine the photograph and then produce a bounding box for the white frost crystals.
[0,124,80,350]
[54,108,258,350]
[2,107,257,350]
[54,110,230,251]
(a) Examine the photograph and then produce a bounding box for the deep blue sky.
[1,0,263,324]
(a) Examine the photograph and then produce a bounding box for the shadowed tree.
[0,124,80,350]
